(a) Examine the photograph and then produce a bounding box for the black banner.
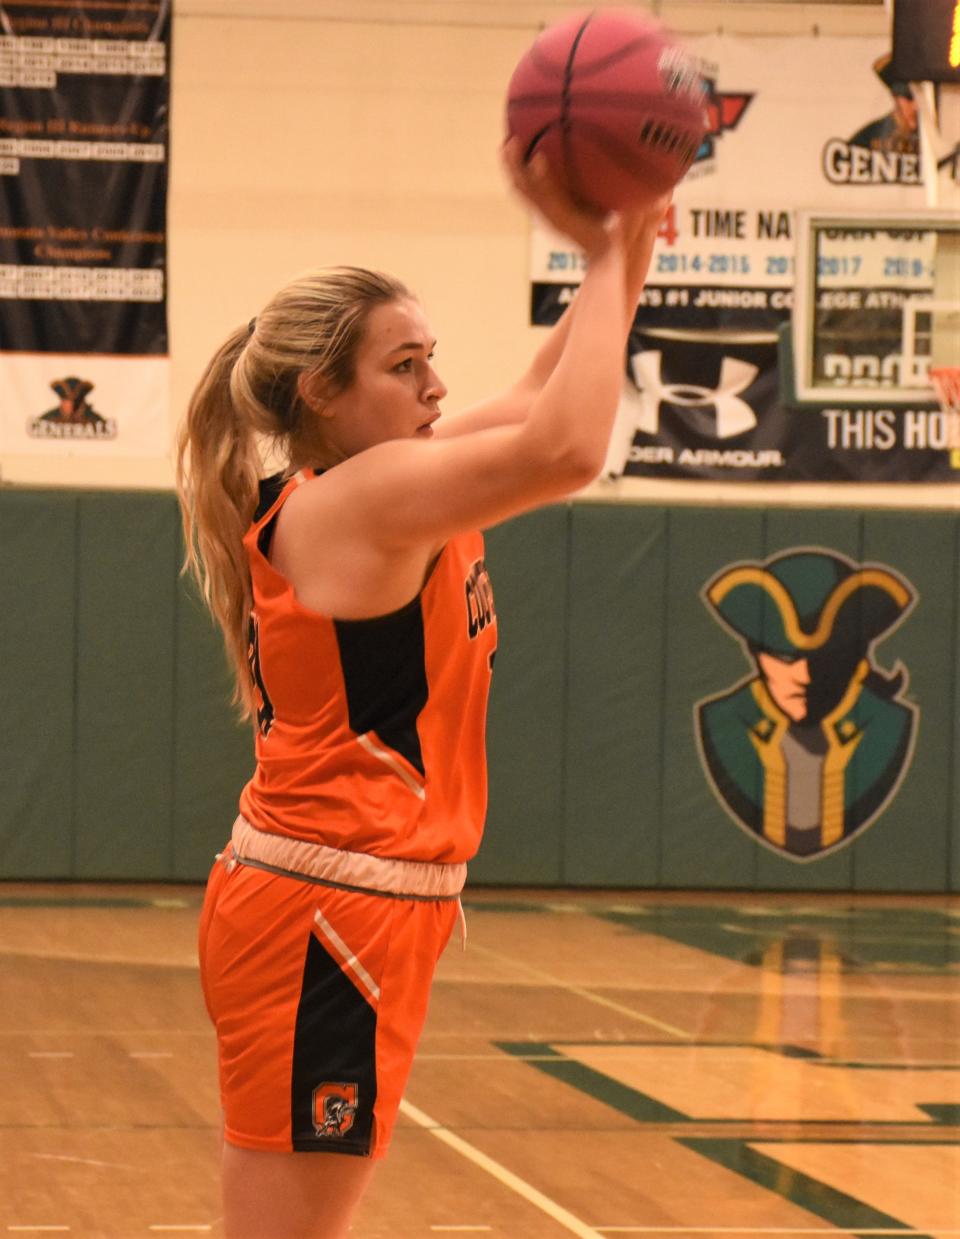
[533,282,952,483]
[0,0,170,357]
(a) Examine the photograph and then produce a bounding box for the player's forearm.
[519,228,630,479]
[520,210,662,400]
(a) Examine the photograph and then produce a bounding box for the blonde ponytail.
[177,266,410,720]
[177,325,262,715]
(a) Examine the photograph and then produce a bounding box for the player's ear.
[298,370,335,418]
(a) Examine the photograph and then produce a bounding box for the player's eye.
[393,358,414,373]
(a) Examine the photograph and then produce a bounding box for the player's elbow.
[520,430,605,492]
[555,441,606,488]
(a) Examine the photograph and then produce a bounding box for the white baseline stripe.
[399,1099,603,1239]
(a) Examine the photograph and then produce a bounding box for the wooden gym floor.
[1,885,958,1238]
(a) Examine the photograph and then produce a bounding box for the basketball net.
[918,81,960,454]
[912,80,960,209]
[881,1,960,459]
[928,366,960,451]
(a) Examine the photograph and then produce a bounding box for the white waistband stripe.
[230,815,467,900]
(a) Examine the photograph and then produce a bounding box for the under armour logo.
[626,350,759,438]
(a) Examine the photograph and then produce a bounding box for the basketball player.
[177,142,668,1239]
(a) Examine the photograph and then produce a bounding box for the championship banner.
[531,35,956,483]
[0,0,170,457]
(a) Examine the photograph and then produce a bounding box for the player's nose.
[425,366,447,402]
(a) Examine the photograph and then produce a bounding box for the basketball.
[505,8,708,211]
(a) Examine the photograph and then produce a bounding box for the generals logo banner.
[0,0,170,457]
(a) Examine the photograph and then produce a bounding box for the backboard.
[792,210,960,405]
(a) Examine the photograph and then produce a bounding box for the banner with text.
[531,35,955,482]
[0,0,170,457]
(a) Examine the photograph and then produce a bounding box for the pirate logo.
[696,549,918,861]
[823,54,922,187]
[312,1082,358,1138]
[848,54,918,157]
[30,376,117,440]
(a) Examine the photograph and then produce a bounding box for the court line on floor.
[594,1231,960,1236]
[464,944,691,1039]
[399,1099,604,1239]
[147,1227,212,1233]
[0,949,198,968]
[32,1153,137,1170]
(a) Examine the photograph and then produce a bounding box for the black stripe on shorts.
[290,931,377,1155]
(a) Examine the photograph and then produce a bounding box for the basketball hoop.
[928,366,960,449]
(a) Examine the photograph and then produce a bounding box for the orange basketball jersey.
[238,471,497,864]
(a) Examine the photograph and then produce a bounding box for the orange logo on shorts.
[313,1082,358,1137]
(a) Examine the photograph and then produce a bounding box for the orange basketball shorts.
[198,853,458,1158]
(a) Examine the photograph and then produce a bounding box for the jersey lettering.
[247,614,275,738]
[465,559,495,639]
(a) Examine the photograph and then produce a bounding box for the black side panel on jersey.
[253,469,325,559]
[334,600,428,775]
[254,473,286,559]
[253,473,286,523]
[290,932,377,1155]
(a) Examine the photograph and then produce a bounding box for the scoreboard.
[892,0,960,83]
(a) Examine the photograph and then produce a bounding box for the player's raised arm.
[290,212,633,551]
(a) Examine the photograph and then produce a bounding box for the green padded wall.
[563,504,667,887]
[0,490,77,876]
[173,578,255,879]
[0,490,253,881]
[74,493,178,878]
[854,511,955,892]
[472,506,569,884]
[1,488,957,890]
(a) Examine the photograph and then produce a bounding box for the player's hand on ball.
[502,136,617,259]
[622,191,672,249]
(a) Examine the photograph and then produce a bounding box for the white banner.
[1,352,169,457]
